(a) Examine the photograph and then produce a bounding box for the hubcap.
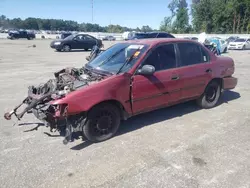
[93,112,113,136]
[64,46,70,51]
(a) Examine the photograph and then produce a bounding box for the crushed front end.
[4,66,104,144]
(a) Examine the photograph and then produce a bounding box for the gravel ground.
[0,39,250,188]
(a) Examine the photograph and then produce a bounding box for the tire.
[196,81,221,109]
[56,49,61,52]
[83,103,121,142]
[84,48,89,51]
[63,44,71,52]
[242,45,246,50]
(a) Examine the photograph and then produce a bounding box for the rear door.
[176,42,213,100]
[83,35,97,49]
[131,43,181,114]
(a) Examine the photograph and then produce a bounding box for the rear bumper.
[223,76,238,90]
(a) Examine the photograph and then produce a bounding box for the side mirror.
[137,65,155,75]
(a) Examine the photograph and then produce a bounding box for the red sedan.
[5,38,238,144]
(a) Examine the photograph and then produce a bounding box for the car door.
[131,43,181,114]
[71,34,85,49]
[246,39,250,49]
[82,35,97,49]
[176,42,213,100]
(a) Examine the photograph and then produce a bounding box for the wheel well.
[208,78,223,88]
[63,44,71,48]
[88,100,129,120]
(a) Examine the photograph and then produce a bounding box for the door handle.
[205,68,212,73]
[171,75,179,80]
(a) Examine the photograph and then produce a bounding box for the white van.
[122,31,135,40]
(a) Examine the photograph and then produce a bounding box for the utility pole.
[91,0,94,24]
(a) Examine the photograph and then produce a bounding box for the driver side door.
[131,43,181,115]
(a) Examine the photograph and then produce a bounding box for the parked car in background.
[228,38,250,50]
[226,36,239,43]
[183,37,198,41]
[208,37,229,53]
[128,32,175,40]
[122,31,135,40]
[50,34,103,52]
[7,30,36,40]
[102,35,116,41]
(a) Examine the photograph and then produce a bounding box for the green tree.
[141,25,153,32]
[0,15,137,33]
[160,0,190,33]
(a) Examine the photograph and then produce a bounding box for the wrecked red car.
[4,38,238,144]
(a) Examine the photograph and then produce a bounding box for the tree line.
[1,0,250,34]
[0,15,154,33]
[160,0,250,34]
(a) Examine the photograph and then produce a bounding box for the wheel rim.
[91,111,114,137]
[206,85,217,103]
[64,45,70,51]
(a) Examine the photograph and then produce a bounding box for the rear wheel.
[63,44,71,52]
[82,103,121,142]
[196,81,221,109]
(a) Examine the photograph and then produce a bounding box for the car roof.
[123,38,199,46]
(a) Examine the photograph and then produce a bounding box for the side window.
[200,47,210,63]
[157,33,166,38]
[75,35,85,40]
[143,49,161,71]
[148,33,157,38]
[85,35,95,40]
[178,42,206,67]
[247,39,250,42]
[157,44,177,69]
[142,44,177,71]
[157,33,173,38]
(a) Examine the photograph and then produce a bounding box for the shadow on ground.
[16,90,240,149]
[71,90,240,150]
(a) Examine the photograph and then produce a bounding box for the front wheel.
[83,103,121,142]
[196,81,221,109]
[63,44,71,52]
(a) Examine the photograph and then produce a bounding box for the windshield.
[85,43,149,74]
[235,38,246,42]
[63,34,75,40]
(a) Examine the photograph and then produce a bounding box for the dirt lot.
[0,39,250,188]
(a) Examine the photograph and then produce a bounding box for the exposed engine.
[4,66,104,144]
